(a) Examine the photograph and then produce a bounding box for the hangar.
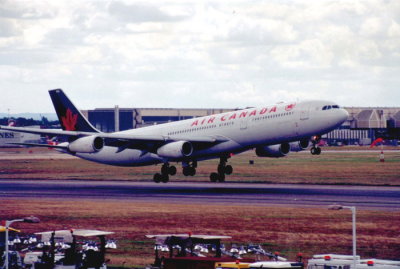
[82,106,400,146]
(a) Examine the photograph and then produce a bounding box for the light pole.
[328,205,357,268]
[4,216,40,269]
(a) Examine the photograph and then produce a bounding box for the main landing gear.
[153,158,234,183]
[182,161,197,177]
[310,135,322,155]
[153,163,177,183]
[210,156,233,182]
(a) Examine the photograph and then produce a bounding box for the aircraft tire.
[169,166,177,175]
[210,172,219,182]
[161,164,169,175]
[311,147,316,155]
[225,165,233,175]
[183,167,190,176]
[153,173,162,183]
[161,175,169,183]
[311,147,322,155]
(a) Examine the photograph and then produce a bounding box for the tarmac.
[0,180,399,211]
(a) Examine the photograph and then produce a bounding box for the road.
[0,180,399,210]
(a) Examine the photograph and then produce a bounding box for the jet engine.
[157,141,193,159]
[68,135,104,153]
[289,139,310,152]
[255,143,291,158]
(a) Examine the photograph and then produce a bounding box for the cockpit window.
[322,105,331,110]
[322,105,340,110]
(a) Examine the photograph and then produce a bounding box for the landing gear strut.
[153,163,176,183]
[310,135,322,155]
[210,156,233,182]
[182,161,197,177]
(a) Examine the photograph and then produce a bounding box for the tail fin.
[49,89,100,133]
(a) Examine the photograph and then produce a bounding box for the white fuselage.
[76,100,348,166]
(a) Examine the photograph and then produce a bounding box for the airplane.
[0,89,348,183]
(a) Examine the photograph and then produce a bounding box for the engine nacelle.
[68,135,104,153]
[157,141,193,159]
[255,143,291,158]
[290,139,310,152]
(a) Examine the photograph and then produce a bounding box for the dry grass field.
[1,147,399,267]
[0,147,399,185]
[2,199,400,267]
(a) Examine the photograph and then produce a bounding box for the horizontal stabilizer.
[7,142,68,150]
[0,125,95,137]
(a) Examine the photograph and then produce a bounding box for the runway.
[0,180,399,210]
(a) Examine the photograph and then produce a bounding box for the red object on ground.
[370,138,384,148]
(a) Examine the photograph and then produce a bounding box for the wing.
[0,125,228,151]
[103,133,227,152]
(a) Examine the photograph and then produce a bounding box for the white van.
[307,254,400,269]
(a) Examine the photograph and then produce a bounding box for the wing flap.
[99,133,224,143]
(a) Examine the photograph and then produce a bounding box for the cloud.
[0,18,20,37]
[0,0,400,113]
[108,1,186,23]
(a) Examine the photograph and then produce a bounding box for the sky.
[1,0,400,113]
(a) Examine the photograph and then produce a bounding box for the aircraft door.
[300,104,310,120]
[296,104,311,138]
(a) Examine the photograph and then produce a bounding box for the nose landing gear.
[310,146,321,155]
[310,135,322,155]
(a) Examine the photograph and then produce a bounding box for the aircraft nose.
[339,108,349,123]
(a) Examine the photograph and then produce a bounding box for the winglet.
[49,89,100,133]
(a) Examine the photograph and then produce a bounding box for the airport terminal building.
[82,106,400,146]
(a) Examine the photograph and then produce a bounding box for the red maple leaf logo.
[61,108,78,131]
[285,103,296,111]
